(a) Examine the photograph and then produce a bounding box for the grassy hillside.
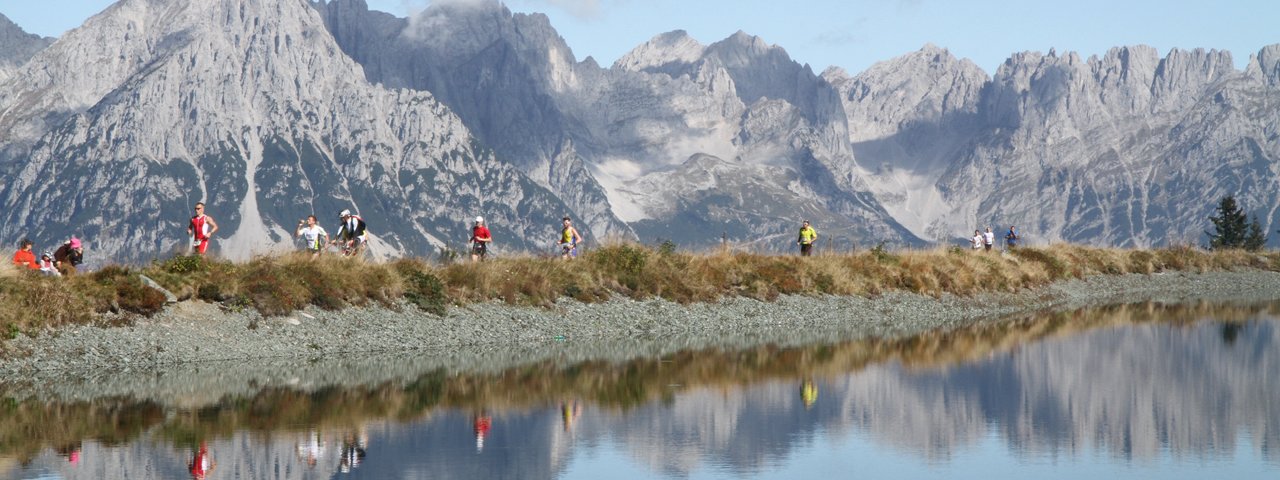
[2,243,1278,341]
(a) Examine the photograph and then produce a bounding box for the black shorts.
[800,243,813,256]
[472,242,488,256]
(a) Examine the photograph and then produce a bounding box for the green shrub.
[159,255,206,274]
[403,270,447,316]
[870,242,898,263]
[590,244,649,291]
[113,276,167,316]
[657,239,677,256]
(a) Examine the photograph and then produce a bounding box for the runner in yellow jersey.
[797,220,818,256]
[555,216,584,260]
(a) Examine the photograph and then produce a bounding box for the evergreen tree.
[1207,195,1268,250]
[1244,214,1268,251]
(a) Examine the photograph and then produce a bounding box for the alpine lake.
[4,301,1277,479]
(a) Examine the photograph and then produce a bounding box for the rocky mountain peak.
[706,30,793,71]
[832,44,988,142]
[1249,44,1280,86]
[0,13,53,68]
[613,29,706,72]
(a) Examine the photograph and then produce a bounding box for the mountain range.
[1,0,1278,263]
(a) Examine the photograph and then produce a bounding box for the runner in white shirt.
[982,227,995,252]
[295,215,329,258]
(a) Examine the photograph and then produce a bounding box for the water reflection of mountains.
[5,302,1277,478]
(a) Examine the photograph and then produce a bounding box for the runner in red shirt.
[187,202,219,255]
[474,412,492,452]
[470,216,492,261]
[188,441,215,479]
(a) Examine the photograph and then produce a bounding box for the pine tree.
[1207,195,1268,250]
[1244,214,1268,251]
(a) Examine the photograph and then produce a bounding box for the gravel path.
[3,270,1280,402]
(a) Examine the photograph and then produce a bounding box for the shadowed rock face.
[0,0,573,262]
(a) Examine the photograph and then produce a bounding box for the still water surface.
[5,302,1278,479]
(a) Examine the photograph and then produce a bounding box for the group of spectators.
[10,237,84,276]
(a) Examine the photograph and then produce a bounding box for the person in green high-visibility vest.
[797,220,818,256]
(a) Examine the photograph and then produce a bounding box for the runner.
[294,215,329,258]
[187,202,218,256]
[188,441,216,479]
[983,227,995,252]
[474,411,492,453]
[1005,225,1020,249]
[555,216,583,260]
[333,209,368,257]
[470,216,492,262]
[971,229,983,250]
[797,220,818,256]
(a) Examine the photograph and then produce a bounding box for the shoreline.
[4,270,1280,402]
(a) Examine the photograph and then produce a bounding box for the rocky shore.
[3,270,1280,402]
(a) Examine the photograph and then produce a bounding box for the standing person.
[12,239,38,270]
[53,237,84,275]
[187,202,219,256]
[470,216,492,262]
[797,220,818,256]
[1005,225,1019,249]
[971,230,984,250]
[555,216,583,260]
[983,227,995,252]
[295,215,329,258]
[334,209,368,257]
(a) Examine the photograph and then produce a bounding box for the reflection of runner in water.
[339,428,369,473]
[55,442,81,466]
[561,400,582,432]
[296,430,325,467]
[474,411,492,453]
[188,441,216,479]
[801,379,818,409]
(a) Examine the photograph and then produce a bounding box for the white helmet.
[339,209,351,217]
[475,216,484,223]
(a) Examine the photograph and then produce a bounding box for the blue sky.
[3,0,1277,74]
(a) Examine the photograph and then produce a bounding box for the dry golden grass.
[2,244,1278,336]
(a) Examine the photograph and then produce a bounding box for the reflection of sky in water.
[8,316,1278,479]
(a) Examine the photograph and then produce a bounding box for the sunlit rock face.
[316,0,919,250]
[0,0,574,262]
[830,44,1280,247]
